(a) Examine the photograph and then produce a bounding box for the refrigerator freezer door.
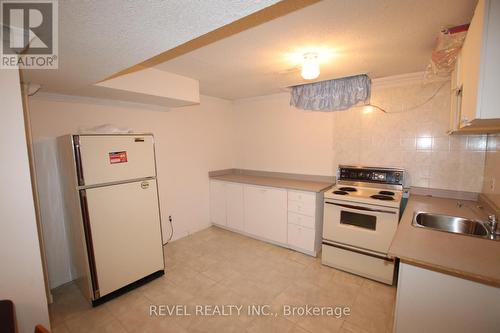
[84,179,164,297]
[78,135,156,186]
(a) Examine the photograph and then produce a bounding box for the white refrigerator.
[58,134,164,305]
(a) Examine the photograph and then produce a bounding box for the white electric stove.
[322,165,405,285]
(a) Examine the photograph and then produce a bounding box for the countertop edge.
[209,174,334,193]
[394,256,500,288]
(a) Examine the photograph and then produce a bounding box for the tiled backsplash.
[482,134,500,209]
[332,80,487,192]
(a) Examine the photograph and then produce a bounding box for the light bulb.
[301,52,320,80]
[363,106,375,114]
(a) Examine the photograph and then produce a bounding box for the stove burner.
[333,190,349,195]
[371,194,395,201]
[379,191,395,196]
[339,187,357,192]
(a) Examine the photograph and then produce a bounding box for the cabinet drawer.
[321,243,394,285]
[288,223,315,252]
[288,211,315,229]
[288,190,316,205]
[288,199,315,217]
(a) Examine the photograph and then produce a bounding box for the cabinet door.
[244,185,287,243]
[479,0,500,120]
[460,0,485,126]
[394,263,500,333]
[209,180,226,226]
[225,182,244,232]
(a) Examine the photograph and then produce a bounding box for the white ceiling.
[22,0,281,95]
[155,0,477,100]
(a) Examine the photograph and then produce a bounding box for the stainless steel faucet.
[487,215,497,239]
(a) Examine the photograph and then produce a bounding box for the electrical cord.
[162,216,174,246]
[363,80,449,114]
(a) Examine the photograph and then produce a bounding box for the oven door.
[323,199,399,253]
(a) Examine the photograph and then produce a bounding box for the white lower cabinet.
[209,180,244,231]
[225,182,244,232]
[209,179,323,256]
[244,185,287,244]
[209,180,226,226]
[394,263,500,333]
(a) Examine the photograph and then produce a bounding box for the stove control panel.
[338,166,404,186]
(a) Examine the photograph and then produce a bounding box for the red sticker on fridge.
[109,151,128,164]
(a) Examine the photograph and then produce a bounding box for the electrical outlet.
[490,178,496,192]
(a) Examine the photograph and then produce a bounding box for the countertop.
[209,173,334,193]
[389,195,500,287]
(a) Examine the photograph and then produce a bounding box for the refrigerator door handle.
[79,190,100,299]
[73,135,85,186]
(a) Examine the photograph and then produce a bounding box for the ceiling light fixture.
[363,105,375,114]
[301,52,320,80]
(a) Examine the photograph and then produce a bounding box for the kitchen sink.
[412,212,492,239]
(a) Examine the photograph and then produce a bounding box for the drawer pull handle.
[325,201,396,214]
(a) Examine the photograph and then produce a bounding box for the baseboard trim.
[211,223,318,257]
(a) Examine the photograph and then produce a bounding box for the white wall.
[30,94,234,241]
[0,70,50,332]
[29,94,234,287]
[233,93,334,176]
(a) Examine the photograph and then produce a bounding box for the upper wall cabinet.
[450,0,500,133]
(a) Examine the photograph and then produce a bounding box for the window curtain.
[290,74,371,111]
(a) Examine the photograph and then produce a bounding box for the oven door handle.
[325,201,396,214]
